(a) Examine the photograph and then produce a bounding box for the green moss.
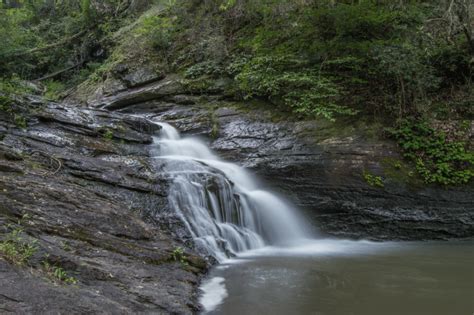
[0,95,14,113]
[14,114,27,129]
[101,128,114,141]
[380,157,421,186]
[209,109,220,139]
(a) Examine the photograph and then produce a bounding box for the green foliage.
[234,54,356,121]
[219,0,236,11]
[210,110,220,139]
[0,95,13,113]
[0,226,38,265]
[371,43,441,115]
[0,76,32,100]
[363,171,384,188]
[102,128,114,141]
[14,114,27,129]
[81,0,92,21]
[171,246,188,265]
[43,80,66,101]
[167,0,472,120]
[42,260,78,285]
[388,120,474,185]
[0,76,32,127]
[0,5,37,67]
[0,0,148,84]
[135,15,175,50]
[184,61,224,79]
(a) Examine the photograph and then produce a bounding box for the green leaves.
[363,171,384,188]
[0,227,38,265]
[389,120,473,185]
[135,15,175,50]
[42,260,78,285]
[233,54,356,121]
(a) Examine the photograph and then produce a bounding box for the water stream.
[153,122,311,261]
[152,123,473,314]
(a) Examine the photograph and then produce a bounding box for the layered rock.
[0,99,206,314]
[98,77,473,241]
[2,74,472,312]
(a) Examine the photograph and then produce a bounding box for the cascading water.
[152,122,310,261]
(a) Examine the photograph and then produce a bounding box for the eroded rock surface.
[0,99,206,314]
[2,75,473,313]
[114,95,474,241]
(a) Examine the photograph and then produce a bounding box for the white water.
[152,122,311,262]
[199,277,228,312]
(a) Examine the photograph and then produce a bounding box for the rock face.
[99,77,473,241]
[2,76,473,312]
[0,99,207,314]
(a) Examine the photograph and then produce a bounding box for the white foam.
[234,239,398,259]
[199,276,228,313]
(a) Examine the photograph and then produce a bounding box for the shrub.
[388,120,473,185]
[371,44,441,115]
[135,15,175,50]
[235,54,356,121]
[184,61,224,79]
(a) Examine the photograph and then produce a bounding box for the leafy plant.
[43,80,66,101]
[0,76,33,128]
[185,61,223,79]
[388,120,473,185]
[0,226,38,265]
[234,54,356,121]
[135,15,175,50]
[363,171,384,188]
[371,44,441,116]
[42,260,78,285]
[171,247,188,265]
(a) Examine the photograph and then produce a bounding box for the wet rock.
[0,99,207,314]
[142,102,474,241]
[70,70,474,241]
[91,76,184,110]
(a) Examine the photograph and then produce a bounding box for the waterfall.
[152,122,310,261]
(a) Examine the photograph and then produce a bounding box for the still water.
[200,240,474,315]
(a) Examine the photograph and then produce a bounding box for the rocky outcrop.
[0,99,207,314]
[108,91,474,241]
[2,75,472,312]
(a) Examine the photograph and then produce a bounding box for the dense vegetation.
[1,0,473,185]
[0,0,150,96]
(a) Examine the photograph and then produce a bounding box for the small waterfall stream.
[152,123,310,261]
